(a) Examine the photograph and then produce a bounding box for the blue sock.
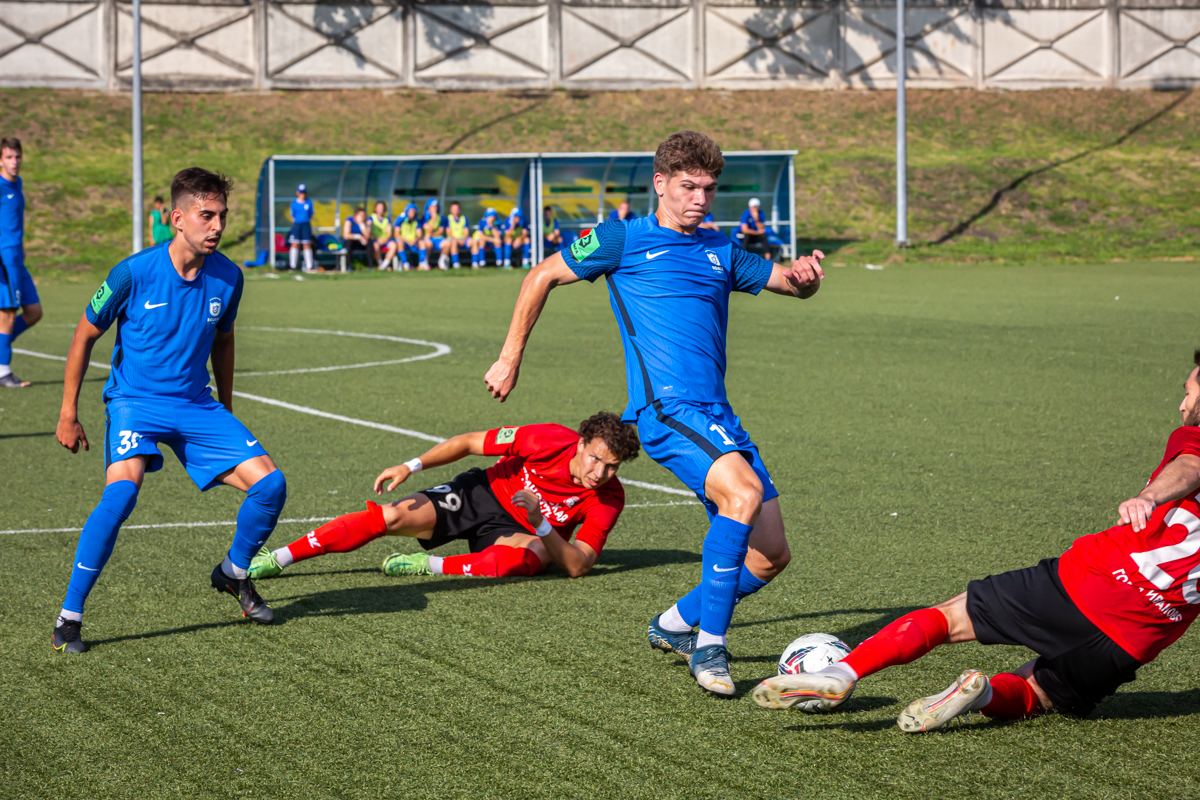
[227,470,287,570]
[0,332,10,367]
[503,243,511,262]
[736,567,770,603]
[675,584,702,628]
[697,516,753,637]
[12,316,29,339]
[418,247,427,265]
[452,253,459,266]
[63,481,139,614]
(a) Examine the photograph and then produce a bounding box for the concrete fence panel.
[1,0,1198,91]
[0,1,106,88]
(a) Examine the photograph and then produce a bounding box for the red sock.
[440,546,544,577]
[840,608,950,679]
[980,672,1040,719]
[286,502,386,562]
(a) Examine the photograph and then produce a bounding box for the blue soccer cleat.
[690,644,735,696]
[647,614,696,657]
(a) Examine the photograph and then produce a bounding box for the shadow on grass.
[732,606,921,646]
[795,238,857,257]
[1095,689,1200,720]
[935,89,1193,245]
[0,431,55,440]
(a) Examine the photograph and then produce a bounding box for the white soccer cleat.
[752,669,856,711]
[689,645,735,697]
[896,669,990,733]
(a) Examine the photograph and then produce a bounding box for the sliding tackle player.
[248,412,638,581]
[755,352,1200,730]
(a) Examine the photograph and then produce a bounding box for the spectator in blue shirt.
[738,197,770,259]
[288,184,314,272]
[609,200,637,222]
[699,212,720,233]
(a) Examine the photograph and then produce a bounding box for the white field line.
[234,327,451,376]
[0,502,697,536]
[14,337,693,496]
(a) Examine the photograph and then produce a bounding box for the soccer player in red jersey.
[247,412,639,581]
[754,352,1200,730]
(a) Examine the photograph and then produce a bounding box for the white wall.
[0,0,1196,91]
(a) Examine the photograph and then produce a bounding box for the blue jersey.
[85,244,244,404]
[609,208,637,222]
[290,199,313,224]
[0,173,24,267]
[740,209,764,232]
[562,215,772,419]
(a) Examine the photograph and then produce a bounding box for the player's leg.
[502,231,513,267]
[53,457,146,653]
[390,531,545,577]
[252,493,436,578]
[470,234,482,267]
[302,242,314,273]
[0,306,28,387]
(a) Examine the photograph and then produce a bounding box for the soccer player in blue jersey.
[503,206,529,269]
[52,168,288,653]
[485,131,824,695]
[288,183,314,272]
[0,137,44,388]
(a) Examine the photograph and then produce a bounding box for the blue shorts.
[634,398,778,519]
[104,395,268,491]
[429,236,445,250]
[0,259,38,308]
[288,222,313,244]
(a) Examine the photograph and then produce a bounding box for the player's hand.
[56,416,89,454]
[373,464,412,495]
[1119,495,1156,532]
[784,250,825,299]
[484,358,520,402]
[511,489,544,527]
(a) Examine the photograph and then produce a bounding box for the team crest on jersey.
[705,250,724,273]
[207,297,223,323]
[495,426,519,444]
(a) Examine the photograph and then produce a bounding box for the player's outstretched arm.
[210,329,236,412]
[511,490,599,578]
[765,250,825,300]
[373,431,489,494]
[1118,453,1200,532]
[485,252,580,402]
[56,313,105,454]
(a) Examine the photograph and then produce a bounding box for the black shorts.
[967,557,1141,718]
[417,468,526,553]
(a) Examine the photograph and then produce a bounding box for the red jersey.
[1058,426,1200,663]
[481,424,625,555]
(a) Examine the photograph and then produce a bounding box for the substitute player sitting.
[485,130,825,696]
[52,168,288,654]
[502,206,528,268]
[440,200,471,269]
[472,208,503,268]
[393,203,426,270]
[247,412,638,581]
[755,351,1200,729]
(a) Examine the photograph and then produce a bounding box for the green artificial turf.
[2,263,1199,799]
[2,87,1198,278]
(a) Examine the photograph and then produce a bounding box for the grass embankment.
[1,87,1196,279]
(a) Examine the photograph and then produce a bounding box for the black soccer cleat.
[210,564,275,624]
[52,619,89,653]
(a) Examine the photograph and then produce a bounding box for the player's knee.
[248,469,287,514]
[102,480,140,521]
[723,483,764,521]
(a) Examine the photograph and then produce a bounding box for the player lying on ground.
[754,352,1200,729]
[52,168,288,654]
[248,412,639,580]
[485,130,826,696]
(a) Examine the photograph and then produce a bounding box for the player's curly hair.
[170,167,234,210]
[579,411,640,463]
[653,131,725,180]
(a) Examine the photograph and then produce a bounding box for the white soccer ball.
[777,633,852,676]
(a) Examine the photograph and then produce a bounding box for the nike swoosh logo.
[646,249,670,259]
[144,301,168,309]
[246,439,258,447]
[713,565,739,573]
[77,562,99,572]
